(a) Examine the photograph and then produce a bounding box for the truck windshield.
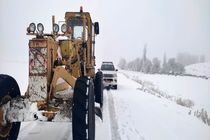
[67,17,88,40]
[101,64,115,71]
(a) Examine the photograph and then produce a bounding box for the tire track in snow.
[18,121,38,140]
[59,123,72,140]
[107,90,121,140]
[53,123,71,140]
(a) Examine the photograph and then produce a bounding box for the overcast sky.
[0,0,210,68]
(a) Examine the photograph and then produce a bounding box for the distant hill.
[185,62,210,77]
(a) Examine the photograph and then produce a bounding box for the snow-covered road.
[17,72,210,140]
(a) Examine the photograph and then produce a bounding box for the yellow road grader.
[0,7,103,140]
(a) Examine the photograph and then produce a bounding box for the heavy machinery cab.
[65,12,90,40]
[63,11,99,77]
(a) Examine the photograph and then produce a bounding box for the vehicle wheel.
[106,86,110,90]
[94,71,103,107]
[113,85,117,90]
[0,74,21,140]
[72,76,95,140]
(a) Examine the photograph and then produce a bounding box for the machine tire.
[94,71,103,107]
[87,78,95,140]
[113,85,117,90]
[0,74,21,140]
[72,76,95,140]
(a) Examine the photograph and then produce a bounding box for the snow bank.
[185,62,210,77]
[112,73,210,140]
[120,70,210,126]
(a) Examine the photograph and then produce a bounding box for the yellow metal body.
[65,12,96,77]
[26,10,97,120]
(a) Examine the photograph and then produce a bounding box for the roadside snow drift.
[112,72,210,140]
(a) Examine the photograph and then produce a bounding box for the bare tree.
[118,58,127,69]
[161,53,167,74]
[164,58,185,74]
[150,57,161,74]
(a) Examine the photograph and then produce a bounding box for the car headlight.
[28,23,36,33]
[37,23,44,32]
[53,24,59,34]
[61,24,67,33]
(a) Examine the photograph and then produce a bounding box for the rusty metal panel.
[28,76,47,101]
[29,48,47,76]
[29,40,47,48]
[29,43,48,101]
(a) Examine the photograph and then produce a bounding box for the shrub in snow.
[193,109,210,126]
[208,118,210,126]
[176,98,194,108]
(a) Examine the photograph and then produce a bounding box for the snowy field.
[112,72,210,140]
[185,62,210,77]
[121,70,210,114]
[17,70,210,140]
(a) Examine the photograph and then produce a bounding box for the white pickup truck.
[100,62,118,89]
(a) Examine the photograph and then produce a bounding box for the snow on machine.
[0,7,103,140]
